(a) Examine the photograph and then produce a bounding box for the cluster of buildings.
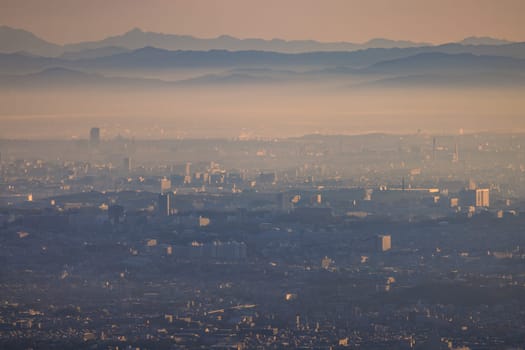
[1,131,525,348]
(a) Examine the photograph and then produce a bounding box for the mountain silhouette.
[0,25,522,58]
[0,25,62,56]
[459,36,513,46]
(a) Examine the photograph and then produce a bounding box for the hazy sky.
[1,0,525,44]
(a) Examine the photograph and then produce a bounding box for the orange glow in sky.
[1,0,524,44]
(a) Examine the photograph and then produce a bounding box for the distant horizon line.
[1,130,525,142]
[1,24,519,47]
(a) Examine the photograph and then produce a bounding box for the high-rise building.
[122,157,131,172]
[90,127,100,146]
[160,178,171,193]
[475,188,490,207]
[376,235,392,252]
[184,162,192,184]
[452,143,459,163]
[462,188,490,208]
[158,193,172,216]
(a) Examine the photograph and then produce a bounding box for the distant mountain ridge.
[366,52,525,74]
[1,25,524,91]
[2,44,525,75]
[459,36,513,46]
[59,46,130,60]
[0,25,62,56]
[0,66,174,89]
[358,72,525,89]
[62,27,432,54]
[1,25,517,57]
[2,51,525,90]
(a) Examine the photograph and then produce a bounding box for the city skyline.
[2,2,525,348]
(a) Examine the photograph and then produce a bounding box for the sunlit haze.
[1,2,525,349]
[0,0,525,139]
[1,0,525,44]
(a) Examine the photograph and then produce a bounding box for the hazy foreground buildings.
[1,132,525,349]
